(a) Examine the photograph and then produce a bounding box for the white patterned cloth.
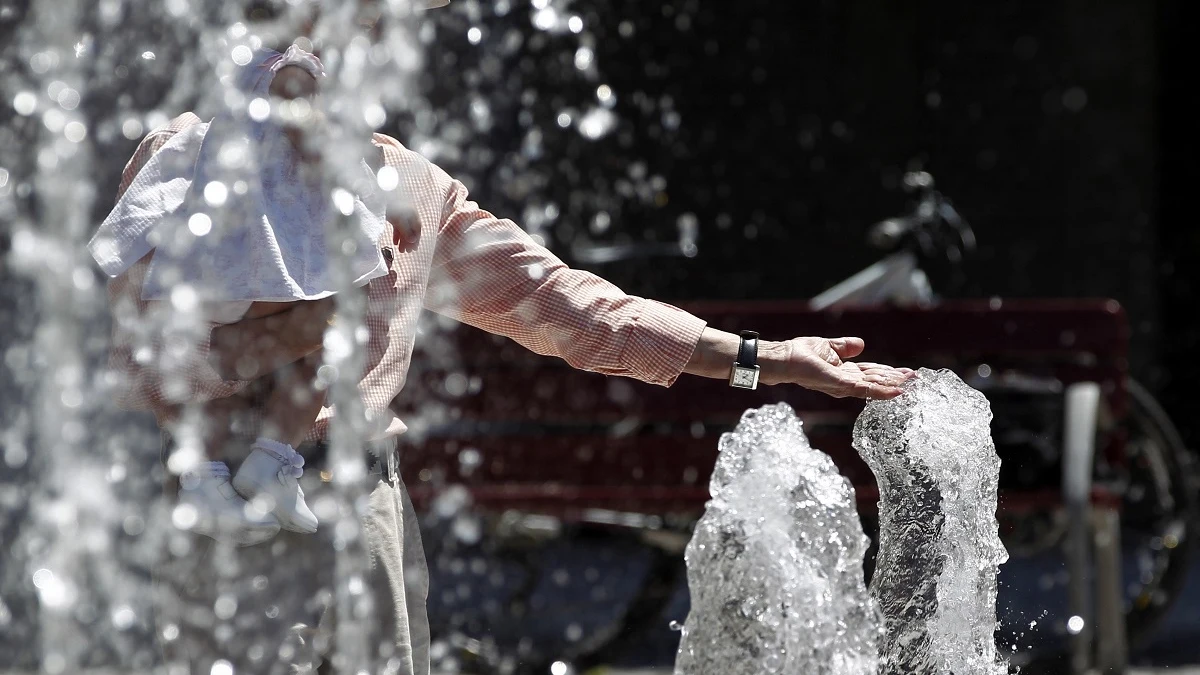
[89,46,388,303]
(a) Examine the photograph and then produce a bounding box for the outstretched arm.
[426,169,912,399]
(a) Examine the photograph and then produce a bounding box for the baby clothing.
[89,45,389,307]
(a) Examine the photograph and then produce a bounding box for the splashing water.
[676,403,881,675]
[853,368,1009,675]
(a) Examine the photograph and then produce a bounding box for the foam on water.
[676,403,881,675]
[853,368,1009,675]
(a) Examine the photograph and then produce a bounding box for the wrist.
[757,340,792,386]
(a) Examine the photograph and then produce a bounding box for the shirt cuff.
[620,299,708,387]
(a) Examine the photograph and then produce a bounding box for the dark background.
[2,0,1183,428]
[412,0,1188,439]
[2,0,1199,667]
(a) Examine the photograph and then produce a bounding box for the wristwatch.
[729,330,760,390]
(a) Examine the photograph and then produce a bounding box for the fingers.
[829,336,865,359]
[829,363,911,401]
[856,363,918,387]
[842,375,903,400]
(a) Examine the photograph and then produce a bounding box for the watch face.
[732,367,757,388]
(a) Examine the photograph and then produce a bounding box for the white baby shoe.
[232,438,319,534]
[177,463,281,546]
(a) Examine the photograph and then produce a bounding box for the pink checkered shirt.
[105,113,708,441]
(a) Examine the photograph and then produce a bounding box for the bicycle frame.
[809,250,933,310]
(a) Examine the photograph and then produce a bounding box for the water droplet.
[188,213,212,236]
[203,181,228,207]
[231,45,253,66]
[248,97,270,122]
[1066,615,1085,634]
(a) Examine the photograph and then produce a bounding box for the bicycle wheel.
[1117,379,1198,644]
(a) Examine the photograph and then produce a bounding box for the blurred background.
[2,0,1199,673]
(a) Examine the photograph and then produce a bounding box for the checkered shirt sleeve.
[422,165,707,388]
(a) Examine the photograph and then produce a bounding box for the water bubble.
[42,108,66,133]
[573,46,594,71]
[121,118,144,140]
[550,660,570,675]
[71,267,94,290]
[170,284,198,312]
[60,388,82,408]
[210,660,234,675]
[141,50,156,61]
[532,7,558,31]
[122,515,145,536]
[29,51,56,74]
[248,97,270,122]
[111,605,136,630]
[203,181,228,207]
[188,213,212,236]
[231,45,253,66]
[467,27,483,44]
[332,188,355,216]
[458,448,482,473]
[568,16,584,33]
[452,514,482,544]
[32,568,73,608]
[364,103,386,129]
[214,595,237,620]
[376,166,399,191]
[1066,615,1085,634]
[433,485,471,518]
[590,211,611,234]
[106,463,127,483]
[171,503,199,530]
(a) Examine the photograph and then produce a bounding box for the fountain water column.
[13,0,103,669]
[308,2,425,669]
[675,404,881,675]
[853,368,1009,675]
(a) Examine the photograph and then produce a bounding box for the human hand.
[759,336,915,400]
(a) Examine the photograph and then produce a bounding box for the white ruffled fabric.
[252,437,306,484]
[89,45,388,303]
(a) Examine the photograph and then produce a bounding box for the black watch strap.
[736,331,759,366]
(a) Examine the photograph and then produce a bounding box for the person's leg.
[357,451,431,674]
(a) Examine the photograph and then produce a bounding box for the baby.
[91,45,388,544]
